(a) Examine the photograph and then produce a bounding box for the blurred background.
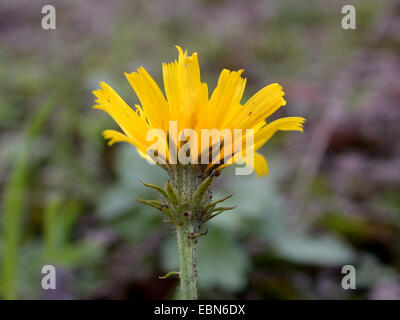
[0,0,399,300]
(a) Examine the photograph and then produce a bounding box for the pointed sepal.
[192,176,213,207]
[206,194,233,212]
[166,181,180,207]
[138,198,165,210]
[140,179,168,199]
[204,205,236,222]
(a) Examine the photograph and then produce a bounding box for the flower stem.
[176,224,198,300]
[140,165,232,299]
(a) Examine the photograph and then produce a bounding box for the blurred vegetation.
[0,0,399,299]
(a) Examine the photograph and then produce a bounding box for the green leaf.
[273,234,355,266]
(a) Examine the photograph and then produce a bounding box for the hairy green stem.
[140,164,233,299]
[169,165,207,300]
[176,225,197,300]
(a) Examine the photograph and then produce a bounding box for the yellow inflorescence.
[93,46,305,176]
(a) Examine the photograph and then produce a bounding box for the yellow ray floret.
[93,46,305,177]
[246,152,269,177]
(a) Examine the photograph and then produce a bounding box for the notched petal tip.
[267,82,283,90]
[125,66,147,80]
[256,171,269,177]
[124,70,137,79]
[92,104,106,111]
[175,45,183,53]
[99,81,109,90]
[92,89,103,99]
[175,45,188,61]
[137,66,148,74]
[296,117,306,132]
[102,130,132,147]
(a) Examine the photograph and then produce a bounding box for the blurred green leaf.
[0,97,55,299]
[272,234,355,266]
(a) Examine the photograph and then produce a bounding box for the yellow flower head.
[93,46,305,176]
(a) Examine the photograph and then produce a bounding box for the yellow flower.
[93,46,305,176]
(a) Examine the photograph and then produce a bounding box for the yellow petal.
[199,69,246,130]
[163,46,208,130]
[93,82,149,152]
[233,83,286,130]
[244,152,269,177]
[125,67,169,130]
[162,60,181,122]
[254,117,305,151]
[103,130,133,146]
